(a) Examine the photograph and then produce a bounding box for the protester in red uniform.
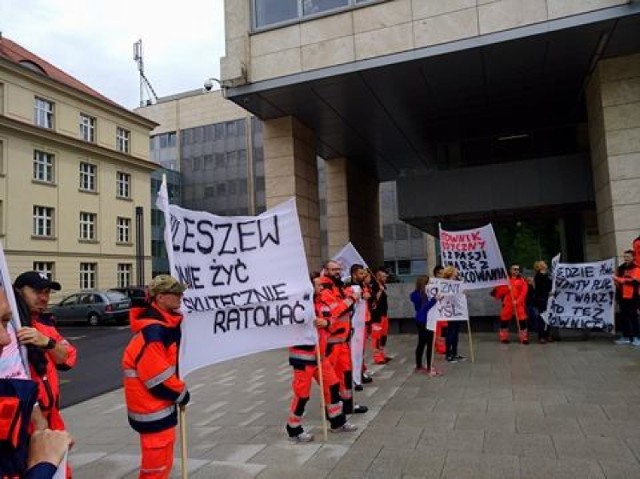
[614,250,640,346]
[491,265,529,344]
[14,272,77,434]
[318,261,367,415]
[122,275,190,479]
[286,274,357,442]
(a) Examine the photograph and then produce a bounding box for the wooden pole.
[179,405,188,479]
[466,320,475,363]
[315,337,329,442]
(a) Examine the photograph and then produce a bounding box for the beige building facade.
[219,0,640,265]
[0,37,157,299]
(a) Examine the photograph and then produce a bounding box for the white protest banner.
[157,181,317,378]
[425,278,469,331]
[333,242,368,281]
[543,258,615,332]
[439,224,508,290]
[0,241,28,380]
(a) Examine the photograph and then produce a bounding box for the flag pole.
[179,405,188,479]
[466,320,475,363]
[315,336,329,442]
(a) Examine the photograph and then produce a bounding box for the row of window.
[32,151,131,197]
[33,206,131,243]
[34,97,130,153]
[34,261,132,289]
[253,0,378,28]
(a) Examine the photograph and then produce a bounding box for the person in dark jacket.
[532,261,553,343]
[409,276,440,376]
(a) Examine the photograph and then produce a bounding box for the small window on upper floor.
[80,113,96,142]
[34,97,54,129]
[253,0,379,29]
[116,127,130,154]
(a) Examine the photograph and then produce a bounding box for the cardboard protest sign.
[439,224,508,290]
[425,278,469,331]
[0,241,28,379]
[157,180,316,378]
[543,258,615,332]
[333,242,368,281]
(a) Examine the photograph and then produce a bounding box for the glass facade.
[253,0,379,29]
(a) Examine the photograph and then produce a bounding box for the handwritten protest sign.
[157,181,316,378]
[439,224,508,290]
[0,241,28,379]
[543,258,615,332]
[425,278,469,331]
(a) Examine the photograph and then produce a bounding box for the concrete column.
[586,53,640,259]
[263,116,321,270]
[325,157,383,267]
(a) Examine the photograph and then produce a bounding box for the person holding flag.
[286,274,357,442]
[122,275,191,479]
[491,265,529,344]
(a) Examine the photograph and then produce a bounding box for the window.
[0,139,4,174]
[117,217,131,243]
[117,264,132,288]
[34,97,54,128]
[33,262,54,280]
[79,263,97,289]
[33,150,54,183]
[254,0,377,28]
[116,172,131,198]
[116,127,130,153]
[33,206,54,237]
[79,162,97,191]
[79,212,96,240]
[79,114,96,142]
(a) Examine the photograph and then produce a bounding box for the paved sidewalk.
[64,333,640,478]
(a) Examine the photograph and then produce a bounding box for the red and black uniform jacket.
[615,262,640,302]
[316,276,355,349]
[122,304,189,434]
[0,379,38,478]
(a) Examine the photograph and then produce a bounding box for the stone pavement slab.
[61,333,640,478]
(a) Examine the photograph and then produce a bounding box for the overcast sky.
[0,0,226,109]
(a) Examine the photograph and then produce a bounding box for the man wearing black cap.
[13,271,77,434]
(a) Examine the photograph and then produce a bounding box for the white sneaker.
[614,337,631,345]
[330,422,358,433]
[288,431,314,443]
[632,338,640,347]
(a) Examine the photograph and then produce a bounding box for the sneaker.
[384,355,394,361]
[330,422,358,433]
[614,337,631,345]
[414,366,430,374]
[446,355,458,363]
[362,374,373,384]
[454,355,466,362]
[288,431,314,443]
[632,338,640,347]
[354,384,364,391]
[353,404,368,414]
[427,368,443,377]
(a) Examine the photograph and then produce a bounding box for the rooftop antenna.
[133,39,159,107]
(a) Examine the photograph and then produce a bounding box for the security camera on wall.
[203,78,214,91]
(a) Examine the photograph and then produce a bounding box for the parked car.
[48,290,131,326]
[108,286,148,308]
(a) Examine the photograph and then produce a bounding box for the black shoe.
[454,355,466,362]
[354,384,364,391]
[353,404,368,414]
[446,355,458,363]
[362,374,373,384]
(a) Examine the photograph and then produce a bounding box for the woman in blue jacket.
[409,276,440,376]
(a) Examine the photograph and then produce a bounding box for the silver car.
[48,290,131,326]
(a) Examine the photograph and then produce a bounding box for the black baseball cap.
[14,271,61,291]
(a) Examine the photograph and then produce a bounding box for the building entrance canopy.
[227,5,640,182]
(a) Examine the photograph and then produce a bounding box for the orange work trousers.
[139,428,176,479]
[327,342,354,413]
[371,315,389,363]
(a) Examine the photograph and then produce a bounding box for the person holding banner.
[409,276,440,376]
[532,261,553,344]
[13,272,77,436]
[441,266,466,362]
[491,265,529,344]
[122,275,191,479]
[614,250,640,346]
[286,274,357,442]
[319,261,368,415]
